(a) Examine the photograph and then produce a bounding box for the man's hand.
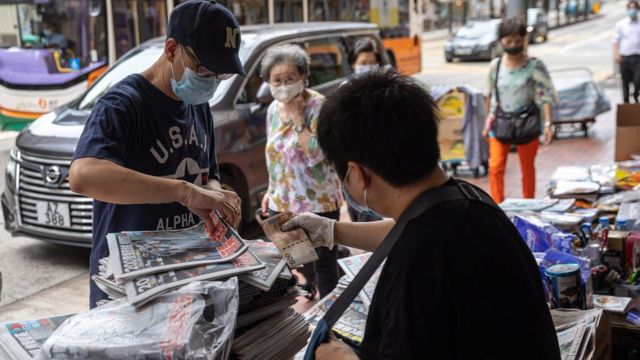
[180,182,241,230]
[316,333,359,360]
[281,212,335,249]
[615,53,622,64]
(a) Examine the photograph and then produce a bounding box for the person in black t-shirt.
[69,0,246,308]
[283,71,561,359]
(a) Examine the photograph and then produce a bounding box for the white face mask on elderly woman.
[270,81,304,103]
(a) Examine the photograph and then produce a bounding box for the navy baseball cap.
[167,0,245,76]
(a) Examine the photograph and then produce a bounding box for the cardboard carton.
[615,104,640,162]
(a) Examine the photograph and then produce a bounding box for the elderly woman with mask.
[259,44,341,299]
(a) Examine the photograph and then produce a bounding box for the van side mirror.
[256,82,273,105]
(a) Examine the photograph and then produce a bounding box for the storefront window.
[275,0,303,22]
[309,0,369,21]
[218,0,269,25]
[1,0,108,67]
[112,0,167,59]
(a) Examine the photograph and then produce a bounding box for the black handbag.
[492,57,541,145]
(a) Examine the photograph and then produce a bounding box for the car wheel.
[530,32,537,44]
[445,55,453,63]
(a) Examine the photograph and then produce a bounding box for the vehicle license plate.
[36,201,71,228]
[456,48,472,55]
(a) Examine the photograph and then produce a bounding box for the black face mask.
[503,45,524,55]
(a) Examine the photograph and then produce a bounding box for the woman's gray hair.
[260,44,310,80]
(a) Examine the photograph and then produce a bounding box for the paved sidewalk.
[466,78,621,198]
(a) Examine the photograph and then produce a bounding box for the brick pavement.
[466,79,621,200]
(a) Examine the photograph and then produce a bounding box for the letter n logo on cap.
[225,27,239,49]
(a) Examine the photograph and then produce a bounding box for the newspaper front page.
[108,213,247,281]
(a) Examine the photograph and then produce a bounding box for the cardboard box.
[615,104,640,162]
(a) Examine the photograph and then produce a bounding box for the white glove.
[281,212,336,249]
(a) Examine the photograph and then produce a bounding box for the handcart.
[432,85,489,178]
[550,67,611,138]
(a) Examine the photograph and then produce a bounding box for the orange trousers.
[488,137,539,204]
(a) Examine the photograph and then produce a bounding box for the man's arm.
[69,157,241,227]
[282,213,395,252]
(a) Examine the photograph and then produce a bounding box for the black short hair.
[349,38,383,65]
[498,18,527,39]
[317,71,440,187]
[628,0,639,9]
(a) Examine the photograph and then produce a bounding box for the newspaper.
[239,241,287,291]
[0,314,72,359]
[305,292,368,346]
[556,321,588,360]
[259,212,318,268]
[108,213,247,281]
[499,198,559,212]
[551,309,602,360]
[124,249,264,307]
[232,308,311,360]
[337,253,383,311]
[37,280,238,360]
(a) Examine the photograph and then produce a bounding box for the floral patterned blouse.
[265,89,341,214]
[487,56,556,116]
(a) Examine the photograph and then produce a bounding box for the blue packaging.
[539,250,592,309]
[546,263,584,309]
[513,215,555,252]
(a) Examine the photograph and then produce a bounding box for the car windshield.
[76,37,255,111]
[456,22,497,39]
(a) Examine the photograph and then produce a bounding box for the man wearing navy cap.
[69,0,245,308]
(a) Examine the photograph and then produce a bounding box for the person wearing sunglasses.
[69,0,245,308]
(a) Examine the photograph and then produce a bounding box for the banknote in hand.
[259,212,319,267]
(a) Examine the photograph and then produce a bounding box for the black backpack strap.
[493,57,502,108]
[322,179,498,327]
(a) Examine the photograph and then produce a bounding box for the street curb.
[0,131,18,153]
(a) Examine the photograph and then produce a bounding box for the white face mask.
[354,64,379,74]
[270,80,304,103]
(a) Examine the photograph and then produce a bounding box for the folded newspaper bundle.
[232,308,311,360]
[337,253,383,313]
[0,314,72,360]
[551,308,603,360]
[96,212,266,307]
[36,280,239,360]
[305,288,368,347]
[229,242,309,358]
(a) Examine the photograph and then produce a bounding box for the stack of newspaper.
[551,309,603,360]
[232,308,310,360]
[230,241,311,358]
[0,314,72,360]
[94,212,266,307]
[302,253,382,348]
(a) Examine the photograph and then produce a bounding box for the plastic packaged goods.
[37,279,239,360]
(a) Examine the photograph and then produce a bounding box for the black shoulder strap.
[493,57,502,107]
[322,180,499,327]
